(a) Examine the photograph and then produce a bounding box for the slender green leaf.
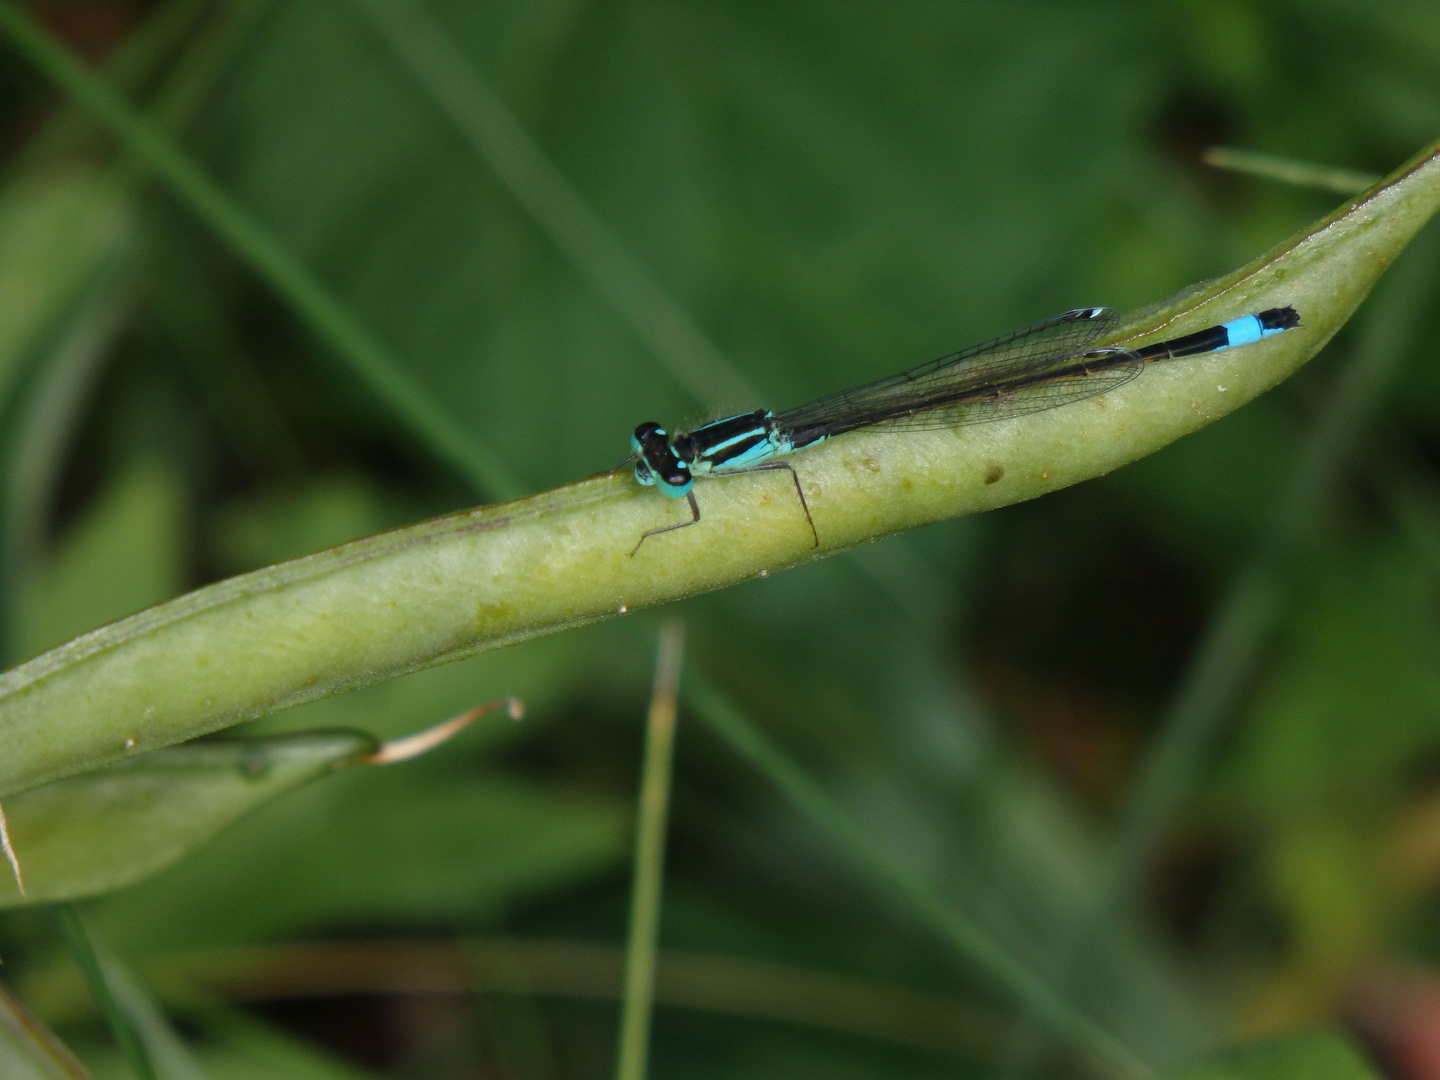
[85,947,210,1080]
[0,732,373,907]
[682,664,1152,1079]
[53,904,157,1080]
[352,0,761,411]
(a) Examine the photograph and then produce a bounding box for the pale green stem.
[615,622,685,1080]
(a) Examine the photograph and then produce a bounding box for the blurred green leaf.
[0,980,92,1080]
[72,942,210,1080]
[0,0,519,501]
[206,474,394,575]
[1224,542,1440,816]
[190,1012,383,1080]
[17,456,186,663]
[50,905,159,1080]
[89,764,628,953]
[0,171,132,415]
[0,731,373,908]
[73,1009,382,1080]
[1164,1031,1381,1080]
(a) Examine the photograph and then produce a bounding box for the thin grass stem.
[615,622,686,1080]
[1202,146,1380,195]
[52,903,156,1080]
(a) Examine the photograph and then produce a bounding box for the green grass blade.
[52,904,156,1080]
[1202,146,1380,195]
[352,0,760,411]
[615,623,684,1080]
[679,668,1152,1080]
[8,0,207,170]
[0,249,136,663]
[0,0,520,501]
[84,952,211,1080]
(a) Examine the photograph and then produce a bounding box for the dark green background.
[3,0,1440,1077]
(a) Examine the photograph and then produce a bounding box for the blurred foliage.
[1164,1031,1382,1080]
[1,0,1440,1078]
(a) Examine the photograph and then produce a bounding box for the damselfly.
[624,305,1299,554]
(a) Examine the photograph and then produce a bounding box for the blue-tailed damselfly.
[625,305,1300,554]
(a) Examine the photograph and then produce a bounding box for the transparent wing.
[872,353,1144,431]
[775,307,1137,442]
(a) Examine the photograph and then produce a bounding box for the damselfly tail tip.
[1259,305,1301,331]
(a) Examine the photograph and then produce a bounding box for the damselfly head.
[631,422,667,455]
[631,421,693,497]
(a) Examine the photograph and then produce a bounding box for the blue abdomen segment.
[1220,312,1288,349]
[1134,306,1299,362]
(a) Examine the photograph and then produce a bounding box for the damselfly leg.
[720,461,818,548]
[630,491,701,556]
